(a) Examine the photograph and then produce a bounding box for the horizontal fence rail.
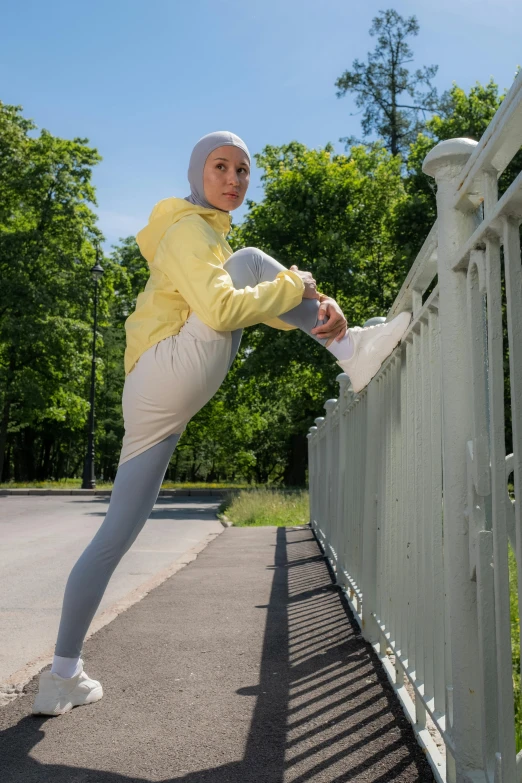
[308,72,522,783]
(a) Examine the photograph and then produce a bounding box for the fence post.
[307,426,317,527]
[335,373,351,586]
[314,417,325,540]
[361,379,381,644]
[423,139,485,783]
[360,317,389,643]
[324,398,338,570]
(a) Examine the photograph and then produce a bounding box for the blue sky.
[2,0,521,250]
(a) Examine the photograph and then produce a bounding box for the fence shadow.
[0,527,434,781]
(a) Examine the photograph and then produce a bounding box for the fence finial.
[422,137,478,178]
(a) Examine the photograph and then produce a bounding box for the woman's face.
[203,145,250,211]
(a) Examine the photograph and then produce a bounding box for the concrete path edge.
[0,488,237,497]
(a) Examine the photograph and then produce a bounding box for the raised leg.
[223,247,330,369]
[223,246,411,392]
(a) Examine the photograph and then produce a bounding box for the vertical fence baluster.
[379,365,387,654]
[399,343,408,675]
[361,378,381,643]
[414,327,425,714]
[406,334,416,680]
[376,374,386,631]
[423,139,485,782]
[429,306,445,725]
[346,396,354,593]
[336,374,350,586]
[421,316,434,709]
[485,235,517,782]
[390,356,400,665]
[502,217,522,737]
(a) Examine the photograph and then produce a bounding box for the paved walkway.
[0,496,222,684]
[0,526,434,782]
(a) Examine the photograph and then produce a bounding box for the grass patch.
[220,488,309,527]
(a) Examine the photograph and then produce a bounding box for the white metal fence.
[308,72,522,783]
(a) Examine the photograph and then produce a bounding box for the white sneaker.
[337,311,411,393]
[31,659,103,716]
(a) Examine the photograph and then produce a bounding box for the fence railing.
[308,72,522,783]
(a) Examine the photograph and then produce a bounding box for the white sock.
[51,654,82,679]
[324,330,355,362]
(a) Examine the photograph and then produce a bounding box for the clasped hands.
[289,264,347,347]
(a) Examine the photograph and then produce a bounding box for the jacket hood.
[136,197,232,264]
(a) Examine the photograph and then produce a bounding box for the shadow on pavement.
[0,527,434,782]
[78,497,221,520]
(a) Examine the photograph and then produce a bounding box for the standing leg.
[53,434,180,666]
[33,433,182,715]
[226,326,243,372]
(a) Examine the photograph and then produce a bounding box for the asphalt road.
[0,496,223,684]
[0,526,435,782]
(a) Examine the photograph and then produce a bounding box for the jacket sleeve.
[154,217,305,332]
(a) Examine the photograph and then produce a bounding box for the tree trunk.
[283,433,308,487]
[170,448,179,482]
[39,436,53,480]
[70,456,83,478]
[1,443,11,482]
[55,443,66,480]
[0,398,11,481]
[0,352,16,480]
[21,428,37,482]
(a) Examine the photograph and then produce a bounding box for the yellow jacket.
[124,198,305,375]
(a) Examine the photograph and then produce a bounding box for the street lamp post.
[81,248,104,490]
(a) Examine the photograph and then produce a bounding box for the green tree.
[96,237,149,479]
[236,140,407,325]
[335,9,439,156]
[0,101,105,479]
[394,77,521,466]
[228,140,407,484]
[394,78,522,267]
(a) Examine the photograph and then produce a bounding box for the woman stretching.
[32,131,410,715]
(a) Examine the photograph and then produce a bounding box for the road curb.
[0,488,240,497]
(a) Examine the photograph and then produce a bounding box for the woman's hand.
[289,264,319,300]
[311,296,348,347]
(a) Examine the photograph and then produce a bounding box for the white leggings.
[54,247,326,657]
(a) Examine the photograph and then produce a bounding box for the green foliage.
[95,236,148,478]
[3,74,515,487]
[394,78,522,267]
[240,141,408,317]
[0,101,148,482]
[0,101,105,479]
[0,99,421,486]
[335,9,439,155]
[225,141,408,484]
